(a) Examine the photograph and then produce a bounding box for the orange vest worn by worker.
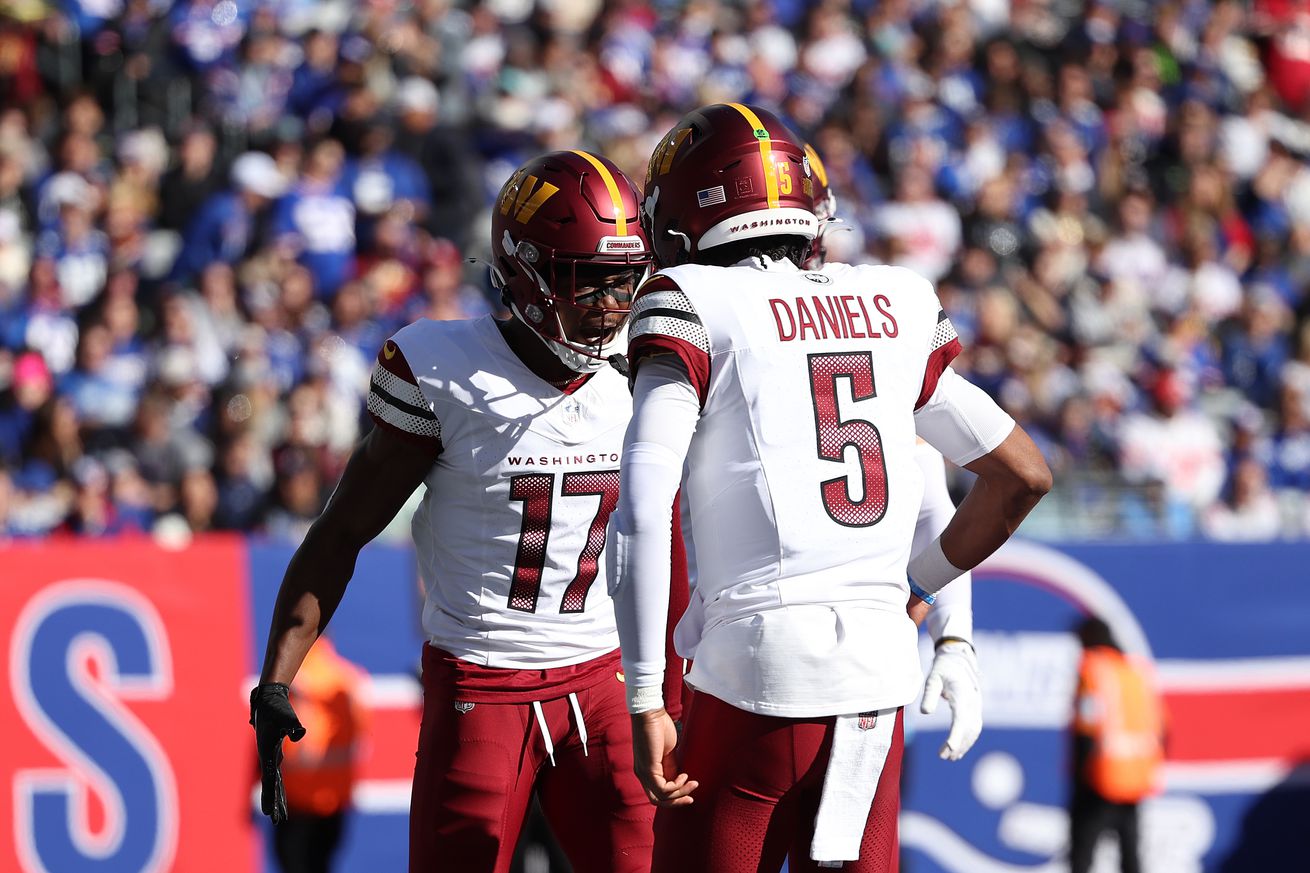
[1074,646,1165,803]
[281,638,370,816]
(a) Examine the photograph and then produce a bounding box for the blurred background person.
[0,0,1306,544]
[1069,617,1166,873]
[272,636,368,873]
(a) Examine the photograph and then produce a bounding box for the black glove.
[249,683,307,824]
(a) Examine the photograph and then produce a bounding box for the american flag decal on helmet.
[697,185,727,208]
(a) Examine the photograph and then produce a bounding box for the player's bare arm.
[939,426,1051,571]
[258,426,435,685]
[249,426,433,822]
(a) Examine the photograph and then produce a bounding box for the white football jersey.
[629,256,962,715]
[367,316,630,669]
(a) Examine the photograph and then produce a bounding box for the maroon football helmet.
[644,103,818,267]
[803,141,838,270]
[492,150,652,371]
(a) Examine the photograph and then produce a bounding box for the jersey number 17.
[506,471,619,613]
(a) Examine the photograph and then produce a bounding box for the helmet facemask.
[498,230,651,373]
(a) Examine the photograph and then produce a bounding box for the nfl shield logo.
[857,711,877,731]
[454,701,475,714]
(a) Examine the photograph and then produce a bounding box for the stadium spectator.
[0,0,1305,542]
[1118,368,1226,513]
[172,151,285,285]
[158,124,222,234]
[0,351,54,466]
[391,76,483,247]
[270,138,355,298]
[1204,456,1283,541]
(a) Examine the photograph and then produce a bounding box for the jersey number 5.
[506,471,620,613]
[808,352,889,527]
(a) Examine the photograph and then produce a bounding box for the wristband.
[908,579,937,605]
[627,684,664,714]
[907,536,965,597]
[934,635,975,654]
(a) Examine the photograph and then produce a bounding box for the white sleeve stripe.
[368,391,441,440]
[632,288,697,319]
[630,315,710,354]
[371,365,429,410]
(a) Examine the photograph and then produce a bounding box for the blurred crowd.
[0,0,1308,543]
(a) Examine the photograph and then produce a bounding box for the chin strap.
[508,301,621,374]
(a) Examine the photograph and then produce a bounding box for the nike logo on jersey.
[769,294,899,343]
[383,341,398,360]
[615,671,625,684]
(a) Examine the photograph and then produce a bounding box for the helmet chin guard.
[500,232,646,373]
[509,299,628,374]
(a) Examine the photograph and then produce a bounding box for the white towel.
[810,708,897,866]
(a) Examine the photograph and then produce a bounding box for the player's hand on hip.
[907,594,932,627]
[249,683,307,824]
[920,640,982,761]
[631,709,698,807]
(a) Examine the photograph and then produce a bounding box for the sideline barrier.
[2,537,1307,872]
[902,540,1310,873]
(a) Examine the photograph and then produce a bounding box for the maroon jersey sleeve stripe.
[629,335,711,406]
[377,339,419,381]
[368,411,443,451]
[916,337,963,410]
[369,337,442,451]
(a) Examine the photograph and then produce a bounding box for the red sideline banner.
[1,537,256,873]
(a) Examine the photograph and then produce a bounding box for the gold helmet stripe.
[727,103,780,209]
[571,150,628,236]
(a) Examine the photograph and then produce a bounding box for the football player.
[250,150,684,873]
[609,104,1051,873]
[805,141,982,764]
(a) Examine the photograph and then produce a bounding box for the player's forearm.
[939,427,1050,571]
[912,443,973,641]
[258,522,361,684]
[609,357,700,708]
[612,439,686,693]
[936,478,1036,571]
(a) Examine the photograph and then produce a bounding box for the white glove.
[920,639,981,761]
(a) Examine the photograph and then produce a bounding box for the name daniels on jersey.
[507,452,621,467]
[769,293,899,343]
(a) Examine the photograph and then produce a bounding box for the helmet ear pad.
[496,250,562,332]
[664,220,692,268]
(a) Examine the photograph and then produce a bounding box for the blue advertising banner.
[246,541,422,873]
[901,540,1310,873]
[7,537,1306,873]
